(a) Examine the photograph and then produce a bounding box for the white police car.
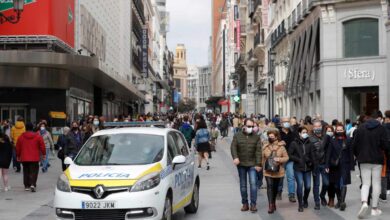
[54,124,200,220]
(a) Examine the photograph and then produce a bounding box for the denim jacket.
[195,128,210,145]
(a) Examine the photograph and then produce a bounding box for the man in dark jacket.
[179,115,195,148]
[220,115,229,138]
[16,122,45,192]
[353,112,390,218]
[278,117,297,202]
[380,110,390,202]
[231,119,262,213]
[309,120,330,210]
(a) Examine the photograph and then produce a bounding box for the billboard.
[0,0,75,48]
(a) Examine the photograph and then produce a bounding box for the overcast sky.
[166,0,211,66]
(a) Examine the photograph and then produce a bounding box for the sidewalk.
[0,155,61,220]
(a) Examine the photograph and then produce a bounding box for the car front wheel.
[184,183,199,214]
[162,196,172,220]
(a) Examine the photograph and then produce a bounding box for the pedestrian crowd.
[229,111,390,219]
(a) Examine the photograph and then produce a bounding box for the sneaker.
[358,202,369,219]
[371,209,382,217]
[30,186,36,193]
[289,195,297,203]
[4,186,10,192]
[25,188,30,191]
[387,190,390,195]
[379,195,387,203]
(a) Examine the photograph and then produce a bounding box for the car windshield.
[74,133,164,166]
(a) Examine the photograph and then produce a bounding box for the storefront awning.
[0,51,145,100]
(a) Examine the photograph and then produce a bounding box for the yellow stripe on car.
[173,192,193,213]
[64,163,163,188]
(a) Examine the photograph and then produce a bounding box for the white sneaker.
[387,190,390,195]
[371,209,382,217]
[4,186,10,192]
[358,203,369,219]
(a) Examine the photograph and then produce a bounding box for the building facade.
[187,65,199,108]
[198,65,212,112]
[173,44,188,101]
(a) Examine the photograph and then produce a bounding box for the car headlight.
[57,174,71,192]
[131,172,161,192]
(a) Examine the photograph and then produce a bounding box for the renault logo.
[94,185,105,199]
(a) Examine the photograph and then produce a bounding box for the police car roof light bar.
[103,121,167,128]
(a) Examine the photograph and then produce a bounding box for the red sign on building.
[0,0,75,48]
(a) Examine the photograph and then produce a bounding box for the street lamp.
[270,50,276,63]
[0,0,24,24]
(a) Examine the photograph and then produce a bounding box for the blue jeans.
[12,148,20,170]
[280,161,296,196]
[295,171,312,206]
[41,148,50,171]
[237,166,258,205]
[313,164,329,204]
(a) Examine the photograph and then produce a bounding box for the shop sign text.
[343,68,375,81]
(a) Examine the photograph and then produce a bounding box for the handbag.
[265,149,280,172]
[330,140,346,167]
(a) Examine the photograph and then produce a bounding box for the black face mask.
[72,127,78,131]
[335,132,344,136]
[268,138,276,143]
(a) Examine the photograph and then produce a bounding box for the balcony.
[132,0,145,24]
[271,22,287,47]
[297,2,303,23]
[292,9,297,28]
[247,49,258,68]
[253,0,262,19]
[302,0,310,16]
[254,29,265,54]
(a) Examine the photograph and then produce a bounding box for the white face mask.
[93,120,99,126]
[326,132,334,137]
[301,133,309,139]
[40,127,45,131]
[246,127,253,134]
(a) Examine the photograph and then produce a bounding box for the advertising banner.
[142,28,149,78]
[0,0,75,48]
[236,20,241,50]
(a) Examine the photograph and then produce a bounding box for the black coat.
[0,136,13,169]
[288,137,314,172]
[326,137,355,185]
[352,119,389,165]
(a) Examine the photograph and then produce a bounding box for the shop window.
[343,18,379,58]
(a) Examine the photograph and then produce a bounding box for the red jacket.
[16,132,45,162]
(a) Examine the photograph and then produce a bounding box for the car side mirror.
[172,155,186,169]
[64,157,74,165]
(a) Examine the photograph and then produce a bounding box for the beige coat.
[262,141,289,178]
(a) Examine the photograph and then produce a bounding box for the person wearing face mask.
[231,119,262,213]
[308,120,330,210]
[37,122,54,173]
[66,122,84,159]
[92,117,100,133]
[325,125,335,138]
[288,126,314,212]
[262,130,289,214]
[278,117,297,202]
[325,123,354,211]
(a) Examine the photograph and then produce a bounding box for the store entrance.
[343,87,379,121]
[0,105,27,123]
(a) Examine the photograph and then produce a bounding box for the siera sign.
[0,0,35,12]
[343,68,375,81]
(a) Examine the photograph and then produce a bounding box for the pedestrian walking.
[233,114,240,134]
[325,123,354,211]
[56,127,70,171]
[380,110,390,202]
[309,120,330,210]
[353,112,390,218]
[195,120,211,170]
[230,118,262,213]
[11,117,25,173]
[278,116,297,202]
[220,115,229,138]
[16,122,46,192]
[179,115,195,148]
[288,126,313,212]
[0,131,13,192]
[66,122,84,159]
[38,122,54,173]
[262,130,289,214]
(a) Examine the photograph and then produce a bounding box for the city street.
[0,133,389,220]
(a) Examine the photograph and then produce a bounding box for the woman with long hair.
[262,130,289,214]
[326,123,354,211]
[0,131,12,191]
[195,119,211,170]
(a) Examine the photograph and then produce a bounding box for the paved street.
[1,134,389,220]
